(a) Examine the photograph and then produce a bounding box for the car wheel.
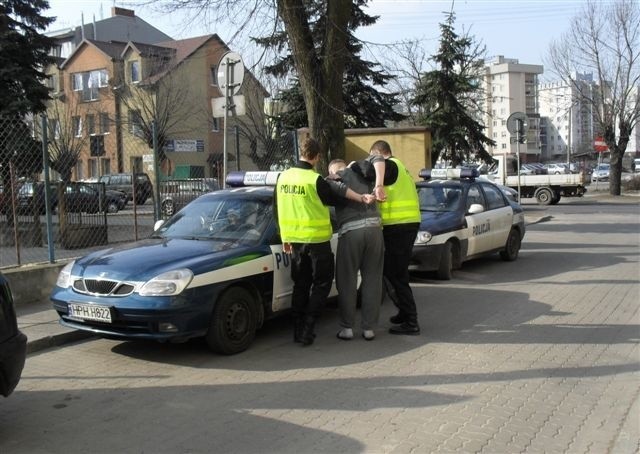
[206,287,257,355]
[550,192,561,205]
[436,241,453,280]
[535,187,554,205]
[500,228,521,261]
[162,200,174,217]
[107,201,119,213]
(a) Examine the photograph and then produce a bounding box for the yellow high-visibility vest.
[276,167,332,243]
[379,158,421,226]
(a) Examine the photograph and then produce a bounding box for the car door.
[479,182,513,250]
[464,184,493,255]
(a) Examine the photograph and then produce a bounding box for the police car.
[411,168,526,280]
[50,171,327,355]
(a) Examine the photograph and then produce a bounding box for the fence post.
[152,120,161,222]
[41,114,55,263]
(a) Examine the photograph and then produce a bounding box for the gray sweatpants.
[335,226,384,330]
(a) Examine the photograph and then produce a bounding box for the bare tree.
[547,0,640,196]
[378,40,431,126]
[114,54,208,164]
[44,96,89,182]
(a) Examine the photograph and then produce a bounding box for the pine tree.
[413,11,494,167]
[0,0,55,116]
[254,0,404,132]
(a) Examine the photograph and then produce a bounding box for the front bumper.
[409,243,446,272]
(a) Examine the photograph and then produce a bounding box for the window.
[501,143,507,149]
[493,132,498,138]
[212,117,219,132]
[88,158,98,178]
[101,159,111,176]
[48,74,59,93]
[129,109,143,135]
[100,113,110,134]
[72,73,82,91]
[49,119,60,139]
[130,61,140,83]
[466,185,486,211]
[75,160,84,181]
[210,65,218,86]
[482,184,507,210]
[72,116,82,137]
[87,114,95,135]
[71,70,106,101]
[493,120,497,127]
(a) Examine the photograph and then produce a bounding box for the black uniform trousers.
[382,223,419,324]
[290,241,335,319]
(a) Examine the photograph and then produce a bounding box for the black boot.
[293,317,304,343]
[389,312,405,324]
[299,316,316,346]
[389,320,420,335]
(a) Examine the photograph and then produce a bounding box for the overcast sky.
[45,0,592,76]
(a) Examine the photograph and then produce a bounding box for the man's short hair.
[328,159,347,174]
[370,140,392,157]
[300,137,321,160]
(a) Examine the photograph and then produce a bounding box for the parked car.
[412,168,526,280]
[544,163,570,174]
[99,173,152,205]
[50,171,334,355]
[160,178,220,217]
[591,164,610,182]
[16,182,126,214]
[0,271,27,397]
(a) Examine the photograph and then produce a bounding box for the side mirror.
[154,219,165,231]
[468,203,484,214]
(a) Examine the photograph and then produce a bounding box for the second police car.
[411,168,526,280]
[50,171,333,355]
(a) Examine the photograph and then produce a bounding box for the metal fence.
[0,115,297,269]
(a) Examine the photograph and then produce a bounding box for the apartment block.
[482,56,543,162]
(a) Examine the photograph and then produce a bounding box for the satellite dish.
[506,112,529,135]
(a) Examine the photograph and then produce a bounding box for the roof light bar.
[418,168,479,181]
[226,171,281,187]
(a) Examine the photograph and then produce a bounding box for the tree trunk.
[277,0,351,174]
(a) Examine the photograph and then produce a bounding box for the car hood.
[419,210,464,235]
[72,238,270,282]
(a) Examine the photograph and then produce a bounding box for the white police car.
[411,168,526,279]
[50,171,331,355]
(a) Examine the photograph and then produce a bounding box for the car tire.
[500,228,521,261]
[535,187,554,205]
[107,201,119,213]
[162,200,174,217]
[206,287,257,355]
[437,241,453,280]
[550,192,561,205]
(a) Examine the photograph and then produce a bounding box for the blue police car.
[411,168,526,280]
[50,171,314,355]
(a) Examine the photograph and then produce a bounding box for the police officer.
[368,140,422,335]
[275,137,374,346]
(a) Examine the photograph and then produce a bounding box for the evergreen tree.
[0,0,55,116]
[254,0,404,132]
[413,11,494,167]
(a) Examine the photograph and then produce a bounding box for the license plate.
[68,303,112,323]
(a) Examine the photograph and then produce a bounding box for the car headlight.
[414,231,432,245]
[56,260,75,288]
[138,269,193,296]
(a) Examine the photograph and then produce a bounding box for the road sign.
[211,95,246,118]
[216,52,244,95]
[506,112,529,135]
[594,136,608,152]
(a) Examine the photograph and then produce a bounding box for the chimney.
[111,7,135,17]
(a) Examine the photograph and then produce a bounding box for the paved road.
[1,199,638,453]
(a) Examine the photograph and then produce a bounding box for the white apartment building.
[538,72,598,162]
[482,56,543,162]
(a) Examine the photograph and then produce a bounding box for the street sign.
[594,136,608,152]
[211,95,246,118]
[506,112,529,135]
[216,52,244,95]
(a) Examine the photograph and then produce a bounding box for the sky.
[43,0,594,77]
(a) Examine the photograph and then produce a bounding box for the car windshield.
[154,196,273,245]
[418,186,463,212]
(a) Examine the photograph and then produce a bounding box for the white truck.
[484,155,587,205]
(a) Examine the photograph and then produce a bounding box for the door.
[464,184,493,255]
[479,182,513,249]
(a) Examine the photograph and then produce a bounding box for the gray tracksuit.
[330,168,384,331]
